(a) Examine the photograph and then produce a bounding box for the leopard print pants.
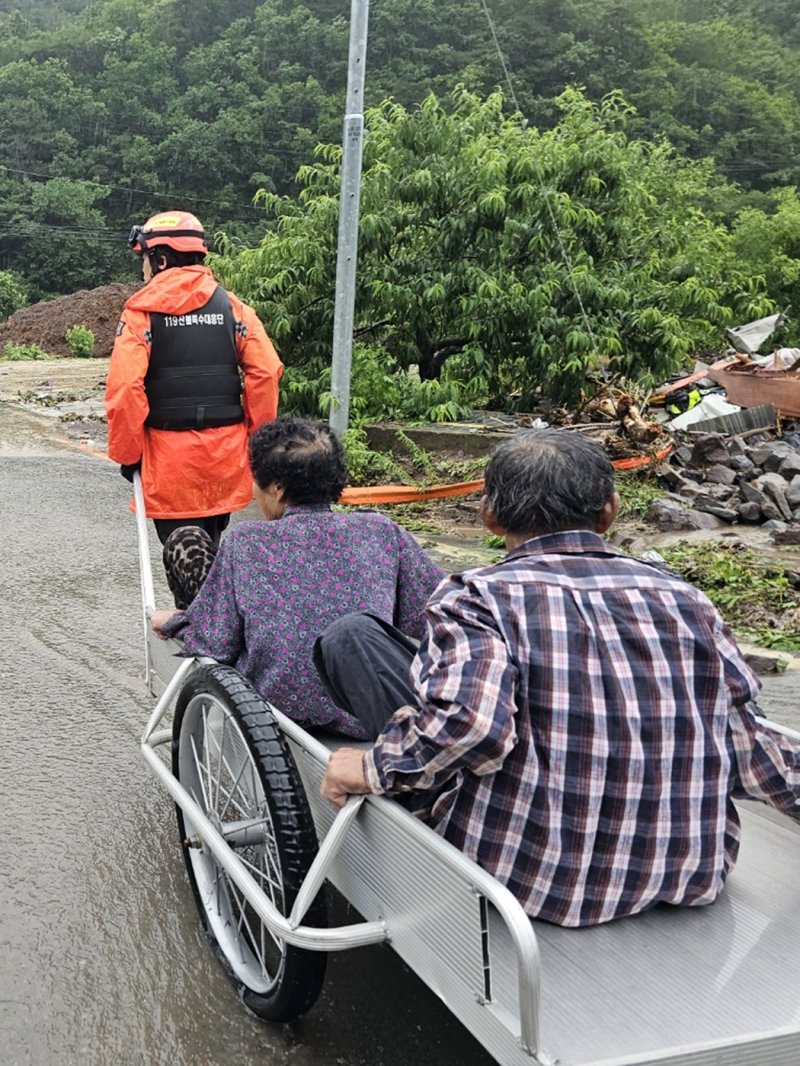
[162,525,217,610]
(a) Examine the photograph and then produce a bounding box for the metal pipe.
[141,656,195,743]
[133,471,155,614]
[133,470,156,687]
[329,0,370,437]
[289,794,365,929]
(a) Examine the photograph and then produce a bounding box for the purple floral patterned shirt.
[163,504,444,737]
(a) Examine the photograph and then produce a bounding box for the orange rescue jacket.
[105,265,283,518]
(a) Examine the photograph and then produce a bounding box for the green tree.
[731,187,800,342]
[0,269,27,320]
[217,88,770,413]
[5,176,121,299]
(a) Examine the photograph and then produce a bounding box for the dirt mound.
[0,282,140,358]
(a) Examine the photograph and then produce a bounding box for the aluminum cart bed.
[135,487,800,1066]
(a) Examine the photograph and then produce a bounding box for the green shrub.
[2,341,50,361]
[65,324,95,358]
[343,426,407,485]
[616,471,665,519]
[0,270,27,322]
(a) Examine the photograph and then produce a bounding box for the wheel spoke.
[238,853,284,897]
[217,752,252,821]
[216,726,259,816]
[228,873,273,973]
[190,735,212,811]
[262,833,283,895]
[212,710,227,811]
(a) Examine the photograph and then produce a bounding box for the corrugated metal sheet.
[687,402,777,436]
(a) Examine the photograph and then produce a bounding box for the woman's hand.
[151,608,180,640]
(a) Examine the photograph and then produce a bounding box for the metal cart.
[135,479,800,1066]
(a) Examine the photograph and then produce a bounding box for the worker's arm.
[104,309,151,465]
[230,295,283,429]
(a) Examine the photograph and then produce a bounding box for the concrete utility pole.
[329,0,370,437]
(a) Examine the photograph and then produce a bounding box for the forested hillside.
[1,0,799,300]
[1,0,799,411]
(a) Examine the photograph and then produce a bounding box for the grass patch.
[343,425,486,488]
[616,470,665,520]
[659,540,800,651]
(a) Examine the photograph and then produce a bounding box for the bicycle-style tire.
[172,663,327,1021]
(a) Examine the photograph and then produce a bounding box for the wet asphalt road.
[0,404,495,1066]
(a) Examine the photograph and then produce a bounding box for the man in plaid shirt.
[319,429,800,926]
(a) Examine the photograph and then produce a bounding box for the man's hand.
[151,608,179,640]
[321,748,371,809]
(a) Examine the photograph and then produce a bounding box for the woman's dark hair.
[248,418,348,504]
[484,428,615,534]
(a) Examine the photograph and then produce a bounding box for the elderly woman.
[151,418,444,739]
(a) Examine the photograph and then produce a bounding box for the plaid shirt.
[363,531,800,927]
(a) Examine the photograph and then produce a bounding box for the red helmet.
[128,211,207,255]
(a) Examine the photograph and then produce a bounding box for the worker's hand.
[151,608,180,640]
[321,748,371,809]
[120,461,142,483]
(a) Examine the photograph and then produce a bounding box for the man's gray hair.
[484,428,616,535]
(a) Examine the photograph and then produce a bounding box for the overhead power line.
[0,163,273,218]
[478,0,601,361]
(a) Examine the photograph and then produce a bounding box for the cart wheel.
[172,663,327,1022]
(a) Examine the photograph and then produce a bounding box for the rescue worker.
[105,210,283,554]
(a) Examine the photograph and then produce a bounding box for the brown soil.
[0,282,140,359]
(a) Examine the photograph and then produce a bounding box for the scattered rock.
[786,475,800,510]
[744,653,787,676]
[705,463,738,485]
[762,519,789,532]
[736,501,762,522]
[752,473,793,521]
[748,442,777,467]
[728,454,758,477]
[779,452,800,480]
[656,423,800,530]
[689,434,730,467]
[771,529,800,545]
[646,497,724,531]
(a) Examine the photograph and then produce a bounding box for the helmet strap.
[147,249,165,275]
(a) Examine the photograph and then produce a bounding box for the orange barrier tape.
[611,444,673,471]
[339,479,485,505]
[339,446,672,505]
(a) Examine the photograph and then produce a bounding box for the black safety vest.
[144,284,244,431]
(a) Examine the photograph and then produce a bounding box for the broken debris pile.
[651,430,800,532]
